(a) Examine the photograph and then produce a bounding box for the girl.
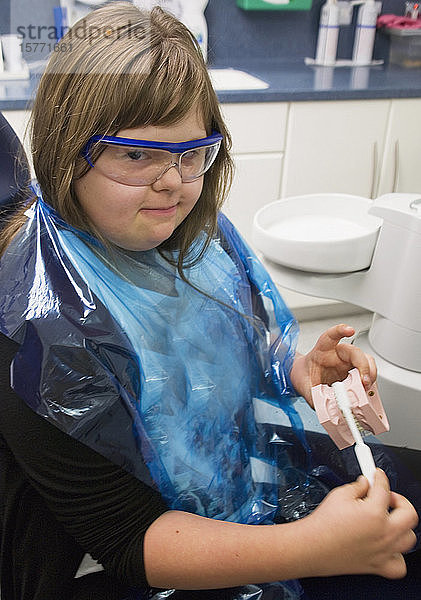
[0,3,418,600]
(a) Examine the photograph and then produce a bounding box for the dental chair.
[0,111,31,226]
[0,112,133,598]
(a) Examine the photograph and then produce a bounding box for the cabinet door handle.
[370,141,378,199]
[392,139,400,193]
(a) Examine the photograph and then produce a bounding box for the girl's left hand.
[290,323,377,407]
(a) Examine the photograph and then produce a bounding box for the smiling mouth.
[141,205,178,214]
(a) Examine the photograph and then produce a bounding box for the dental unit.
[253,193,421,451]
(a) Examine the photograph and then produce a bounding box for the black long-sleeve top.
[2,330,421,600]
[0,332,169,600]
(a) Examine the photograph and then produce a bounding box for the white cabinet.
[280,98,421,199]
[377,99,421,196]
[220,102,288,241]
[281,100,390,199]
[223,153,283,242]
[220,102,288,155]
[220,102,341,316]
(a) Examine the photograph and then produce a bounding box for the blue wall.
[205,0,405,66]
[0,0,406,66]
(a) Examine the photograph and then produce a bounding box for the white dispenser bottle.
[178,0,209,62]
[352,0,380,65]
[315,0,340,65]
[134,0,209,62]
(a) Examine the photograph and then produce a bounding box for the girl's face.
[74,108,207,251]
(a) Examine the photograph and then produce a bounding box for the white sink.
[253,193,383,274]
[208,68,269,91]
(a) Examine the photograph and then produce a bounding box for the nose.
[152,161,183,189]
[158,161,182,180]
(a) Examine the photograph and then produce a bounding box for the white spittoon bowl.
[252,194,383,274]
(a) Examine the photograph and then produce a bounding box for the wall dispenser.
[314,0,340,66]
[237,0,313,12]
[306,0,383,66]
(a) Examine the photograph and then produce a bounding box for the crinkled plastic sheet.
[137,582,304,600]
[0,192,420,600]
[0,195,316,522]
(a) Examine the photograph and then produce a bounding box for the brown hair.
[1,1,233,271]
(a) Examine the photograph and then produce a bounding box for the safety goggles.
[81,131,223,186]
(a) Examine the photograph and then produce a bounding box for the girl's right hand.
[302,469,418,579]
[143,469,417,589]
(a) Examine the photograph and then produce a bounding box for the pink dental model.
[311,368,390,451]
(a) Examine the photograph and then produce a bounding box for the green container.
[237,0,312,10]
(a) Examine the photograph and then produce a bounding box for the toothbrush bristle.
[337,405,367,434]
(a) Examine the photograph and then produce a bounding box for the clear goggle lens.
[89,140,221,186]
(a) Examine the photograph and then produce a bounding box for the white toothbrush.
[332,380,377,486]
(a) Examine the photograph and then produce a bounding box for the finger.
[353,474,370,499]
[389,490,412,510]
[367,469,392,508]
[316,324,355,351]
[360,353,377,390]
[336,344,376,387]
[379,553,407,580]
[396,529,418,555]
[339,475,370,500]
[365,353,378,389]
[389,492,419,530]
